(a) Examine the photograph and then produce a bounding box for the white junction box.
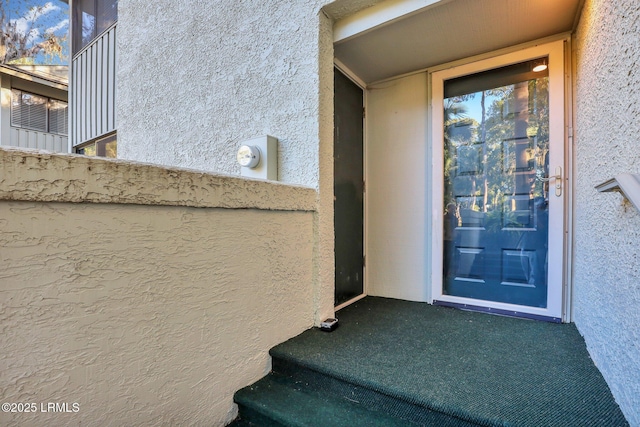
[237,135,278,181]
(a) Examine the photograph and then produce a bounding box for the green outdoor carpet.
[233,297,628,426]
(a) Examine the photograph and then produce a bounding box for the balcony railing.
[7,127,68,152]
[71,24,117,147]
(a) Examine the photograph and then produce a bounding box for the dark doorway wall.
[334,68,364,306]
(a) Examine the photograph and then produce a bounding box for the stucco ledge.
[0,147,317,211]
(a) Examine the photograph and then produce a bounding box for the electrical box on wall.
[237,135,278,181]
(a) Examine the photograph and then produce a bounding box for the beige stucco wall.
[0,148,316,426]
[114,0,388,325]
[115,0,347,326]
[573,0,640,424]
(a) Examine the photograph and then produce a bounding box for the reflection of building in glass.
[72,0,118,54]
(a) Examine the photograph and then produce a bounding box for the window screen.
[11,89,68,135]
[11,90,47,132]
[49,99,69,135]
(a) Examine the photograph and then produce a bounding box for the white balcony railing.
[8,127,68,152]
[71,24,117,146]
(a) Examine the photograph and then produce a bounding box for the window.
[73,0,118,55]
[48,99,69,135]
[76,133,117,158]
[11,89,68,136]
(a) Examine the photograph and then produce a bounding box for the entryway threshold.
[433,299,562,323]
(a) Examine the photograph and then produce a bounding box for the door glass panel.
[443,59,549,308]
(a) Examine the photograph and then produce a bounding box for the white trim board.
[334,59,368,89]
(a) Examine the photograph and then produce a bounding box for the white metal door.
[430,41,566,321]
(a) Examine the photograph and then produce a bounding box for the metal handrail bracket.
[595,173,640,212]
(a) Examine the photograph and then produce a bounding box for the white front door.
[431,41,566,321]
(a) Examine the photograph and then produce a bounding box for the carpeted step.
[269,345,480,427]
[267,297,629,427]
[232,297,629,426]
[234,372,419,426]
[226,418,257,427]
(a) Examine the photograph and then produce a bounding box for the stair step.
[270,354,478,426]
[231,297,629,427]
[234,372,419,427]
[226,418,257,427]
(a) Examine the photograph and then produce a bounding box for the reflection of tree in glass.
[0,0,68,64]
[445,97,484,212]
[444,77,549,221]
[444,99,471,208]
[483,79,549,209]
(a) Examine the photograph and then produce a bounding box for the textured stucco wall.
[117,0,328,187]
[0,147,316,211]
[323,0,386,20]
[315,11,336,322]
[115,0,385,185]
[574,0,640,424]
[115,1,347,322]
[0,149,315,426]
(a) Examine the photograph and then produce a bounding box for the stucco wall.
[574,0,640,424]
[115,0,351,323]
[0,149,316,426]
[114,0,386,184]
[116,0,325,187]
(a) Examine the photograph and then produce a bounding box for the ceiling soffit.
[334,0,581,84]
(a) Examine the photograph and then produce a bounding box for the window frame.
[75,132,117,158]
[11,89,69,136]
[72,0,118,56]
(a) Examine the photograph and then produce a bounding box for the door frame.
[428,39,569,321]
[334,60,368,311]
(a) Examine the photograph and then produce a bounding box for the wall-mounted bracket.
[595,173,640,212]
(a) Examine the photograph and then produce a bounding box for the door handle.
[537,166,563,197]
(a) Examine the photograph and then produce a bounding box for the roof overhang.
[332,0,583,84]
[0,65,68,90]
